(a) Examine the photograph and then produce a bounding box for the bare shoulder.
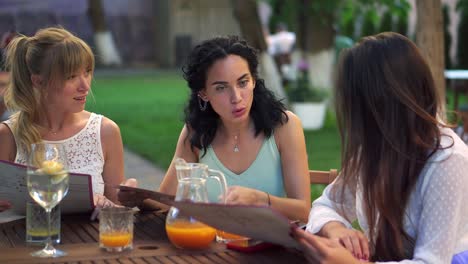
[0,123,15,143]
[0,123,16,161]
[276,111,303,135]
[180,124,190,138]
[178,124,191,148]
[100,116,121,138]
[274,111,304,149]
[99,116,123,162]
[176,124,200,161]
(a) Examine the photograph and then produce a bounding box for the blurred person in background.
[267,22,296,84]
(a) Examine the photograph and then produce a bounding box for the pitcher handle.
[208,169,228,203]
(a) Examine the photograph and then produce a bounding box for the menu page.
[116,185,175,204]
[0,160,94,222]
[169,200,301,249]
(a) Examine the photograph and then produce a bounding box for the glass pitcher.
[165,158,227,249]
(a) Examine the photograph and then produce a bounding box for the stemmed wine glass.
[27,143,69,258]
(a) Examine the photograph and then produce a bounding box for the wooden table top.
[0,211,306,264]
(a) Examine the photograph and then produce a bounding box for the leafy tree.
[267,0,298,34]
[395,10,408,36]
[337,0,410,40]
[361,9,379,37]
[337,1,356,38]
[379,9,393,33]
[266,0,411,42]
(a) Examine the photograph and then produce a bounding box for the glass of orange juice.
[99,207,134,252]
[166,218,216,249]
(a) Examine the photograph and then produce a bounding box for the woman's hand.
[90,193,120,220]
[318,221,370,261]
[291,227,366,264]
[225,186,268,206]
[0,200,11,212]
[117,178,148,208]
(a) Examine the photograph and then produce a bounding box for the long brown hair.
[4,27,94,154]
[334,32,444,261]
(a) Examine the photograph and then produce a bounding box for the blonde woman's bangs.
[45,37,94,89]
[64,38,94,76]
[61,38,94,79]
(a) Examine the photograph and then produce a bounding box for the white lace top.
[4,113,105,195]
[307,127,468,263]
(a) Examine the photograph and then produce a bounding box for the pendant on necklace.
[234,135,239,152]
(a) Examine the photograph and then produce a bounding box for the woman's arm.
[306,170,369,258]
[158,125,199,195]
[400,153,468,264]
[272,111,311,222]
[0,123,16,162]
[100,117,125,204]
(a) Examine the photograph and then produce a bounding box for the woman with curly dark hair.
[292,32,468,263]
[120,36,311,222]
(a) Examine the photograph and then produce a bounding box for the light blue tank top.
[199,135,286,202]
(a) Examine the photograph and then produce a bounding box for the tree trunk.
[88,0,122,66]
[153,0,171,67]
[88,0,107,32]
[415,0,446,115]
[303,13,334,54]
[231,0,267,51]
[297,0,335,90]
[231,0,287,102]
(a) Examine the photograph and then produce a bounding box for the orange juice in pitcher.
[166,220,216,249]
[165,158,227,250]
[216,230,249,243]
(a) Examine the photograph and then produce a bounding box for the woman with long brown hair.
[292,32,468,263]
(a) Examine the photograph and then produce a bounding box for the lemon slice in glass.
[41,160,67,183]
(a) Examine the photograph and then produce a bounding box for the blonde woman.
[0,27,124,214]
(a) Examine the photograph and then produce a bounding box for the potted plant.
[287,60,328,130]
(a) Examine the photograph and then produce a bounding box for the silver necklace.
[234,135,239,152]
[47,127,60,135]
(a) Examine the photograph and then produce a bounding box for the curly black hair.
[182,35,288,156]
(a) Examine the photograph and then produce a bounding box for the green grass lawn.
[87,72,188,169]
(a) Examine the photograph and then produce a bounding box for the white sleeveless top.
[3,113,105,195]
